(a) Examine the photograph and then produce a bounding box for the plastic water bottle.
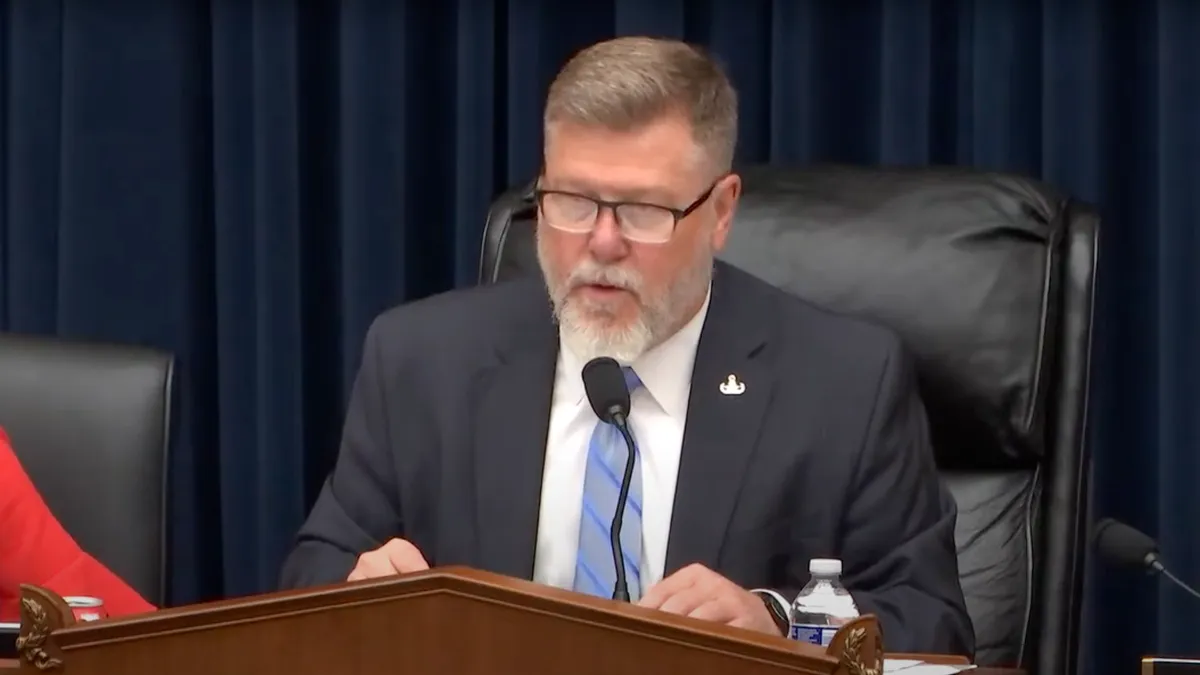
[789,558,859,647]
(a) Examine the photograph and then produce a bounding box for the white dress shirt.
[532,288,712,595]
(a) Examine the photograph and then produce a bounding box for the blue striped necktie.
[573,367,644,601]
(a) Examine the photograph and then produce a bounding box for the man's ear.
[710,173,742,251]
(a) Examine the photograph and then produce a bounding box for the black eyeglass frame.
[532,179,720,243]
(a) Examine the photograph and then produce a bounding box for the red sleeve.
[0,428,156,621]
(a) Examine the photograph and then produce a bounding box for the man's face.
[536,115,740,363]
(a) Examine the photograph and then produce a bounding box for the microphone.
[1093,518,1200,601]
[581,357,637,603]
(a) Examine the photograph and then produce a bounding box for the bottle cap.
[809,558,842,576]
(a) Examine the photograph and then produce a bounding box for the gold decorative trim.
[16,597,64,670]
[840,625,883,675]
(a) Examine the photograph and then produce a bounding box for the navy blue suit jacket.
[280,261,974,657]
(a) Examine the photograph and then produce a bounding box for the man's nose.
[587,208,629,262]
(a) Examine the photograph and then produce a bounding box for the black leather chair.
[0,332,174,607]
[477,165,1097,674]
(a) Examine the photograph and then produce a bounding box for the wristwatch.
[752,589,791,636]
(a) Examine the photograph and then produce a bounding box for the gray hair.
[544,36,738,175]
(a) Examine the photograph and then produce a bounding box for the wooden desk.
[1,570,1029,675]
[0,657,1024,673]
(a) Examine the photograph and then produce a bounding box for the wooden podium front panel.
[16,569,839,675]
[62,595,796,675]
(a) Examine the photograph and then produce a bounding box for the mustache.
[564,261,644,294]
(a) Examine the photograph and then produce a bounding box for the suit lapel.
[473,298,558,581]
[665,264,776,574]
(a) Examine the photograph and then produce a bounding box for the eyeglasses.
[534,181,718,244]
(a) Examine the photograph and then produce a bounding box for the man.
[281,36,974,656]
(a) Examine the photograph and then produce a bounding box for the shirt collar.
[557,286,711,420]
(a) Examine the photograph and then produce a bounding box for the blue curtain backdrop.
[1,1,1197,672]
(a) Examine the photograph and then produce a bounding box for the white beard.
[537,228,714,365]
[555,293,656,364]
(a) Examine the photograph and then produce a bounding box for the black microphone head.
[1094,518,1160,569]
[581,357,631,424]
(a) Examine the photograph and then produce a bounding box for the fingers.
[687,598,735,623]
[637,563,778,635]
[381,538,430,572]
[656,585,738,624]
[658,586,708,616]
[347,551,391,581]
[638,562,704,608]
[346,538,429,582]
[727,613,760,630]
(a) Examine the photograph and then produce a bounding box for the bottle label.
[790,622,838,647]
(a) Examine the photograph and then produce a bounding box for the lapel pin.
[719,374,745,396]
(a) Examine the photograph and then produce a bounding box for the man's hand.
[346,538,430,581]
[638,563,780,636]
